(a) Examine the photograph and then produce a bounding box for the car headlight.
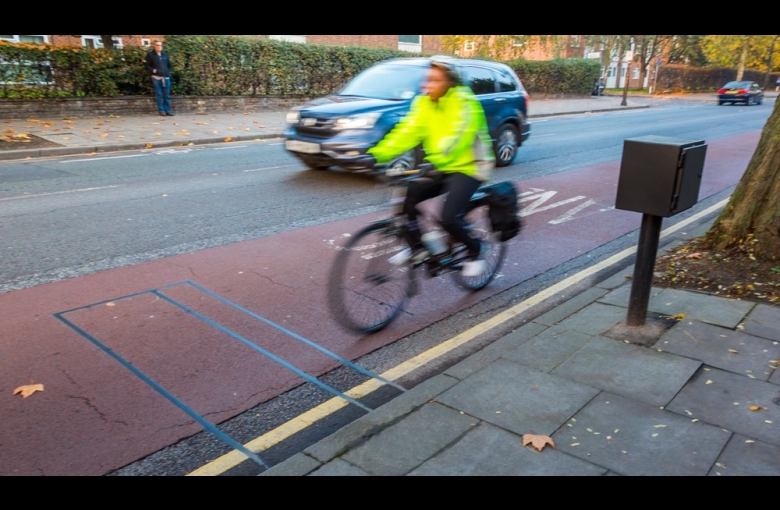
[334,112,381,130]
[285,110,300,124]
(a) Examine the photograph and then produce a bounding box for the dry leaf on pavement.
[522,433,555,451]
[14,384,44,398]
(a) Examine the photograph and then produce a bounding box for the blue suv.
[284,56,531,175]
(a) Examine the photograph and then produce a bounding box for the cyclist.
[348,60,495,277]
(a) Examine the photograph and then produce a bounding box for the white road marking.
[0,185,123,201]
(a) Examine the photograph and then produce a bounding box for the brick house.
[1,34,165,48]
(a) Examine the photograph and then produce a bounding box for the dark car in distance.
[717,80,764,105]
[283,56,531,175]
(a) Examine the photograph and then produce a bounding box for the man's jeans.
[152,77,172,113]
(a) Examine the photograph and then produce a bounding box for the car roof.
[378,55,512,72]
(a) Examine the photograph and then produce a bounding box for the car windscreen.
[724,81,749,88]
[338,64,428,100]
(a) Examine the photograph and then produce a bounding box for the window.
[141,38,152,47]
[464,66,497,95]
[398,35,421,53]
[464,40,474,52]
[398,35,420,44]
[632,67,639,79]
[269,35,306,43]
[0,35,48,44]
[512,38,524,47]
[570,36,580,48]
[497,70,517,92]
[82,35,123,49]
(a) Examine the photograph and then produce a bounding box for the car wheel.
[301,159,330,171]
[494,124,518,167]
[718,100,724,105]
[746,96,754,106]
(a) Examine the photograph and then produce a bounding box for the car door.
[461,65,500,132]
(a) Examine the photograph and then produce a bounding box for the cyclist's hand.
[340,154,377,170]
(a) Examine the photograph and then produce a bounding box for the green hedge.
[656,64,780,93]
[0,36,423,99]
[13,35,771,100]
[507,58,602,95]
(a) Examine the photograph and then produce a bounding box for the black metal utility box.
[615,135,707,217]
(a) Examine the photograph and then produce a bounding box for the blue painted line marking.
[52,310,270,469]
[183,280,406,393]
[53,279,404,470]
[150,287,374,412]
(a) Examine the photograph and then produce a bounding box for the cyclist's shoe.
[388,247,412,265]
[462,258,487,277]
[388,247,430,265]
[461,241,488,277]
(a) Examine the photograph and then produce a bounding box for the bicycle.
[327,163,509,334]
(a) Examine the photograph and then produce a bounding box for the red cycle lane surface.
[0,131,759,476]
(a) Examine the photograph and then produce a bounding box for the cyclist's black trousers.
[403,171,483,258]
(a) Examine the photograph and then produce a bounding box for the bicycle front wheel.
[327,221,414,334]
[453,202,507,291]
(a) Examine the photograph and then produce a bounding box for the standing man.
[145,39,174,116]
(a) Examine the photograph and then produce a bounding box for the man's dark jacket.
[145,50,173,78]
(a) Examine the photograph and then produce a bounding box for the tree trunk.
[701,95,780,261]
[100,35,116,50]
[736,37,750,81]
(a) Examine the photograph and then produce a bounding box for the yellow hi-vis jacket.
[367,85,495,181]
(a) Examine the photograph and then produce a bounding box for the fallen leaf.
[99,133,108,138]
[106,302,116,307]
[748,405,761,411]
[211,130,218,134]
[145,143,153,148]
[224,137,232,142]
[727,349,739,354]
[4,129,14,133]
[63,137,70,140]
[13,384,44,398]
[522,433,555,452]
[685,253,702,259]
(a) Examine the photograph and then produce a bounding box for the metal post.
[627,213,663,326]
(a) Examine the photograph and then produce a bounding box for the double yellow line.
[187,198,728,476]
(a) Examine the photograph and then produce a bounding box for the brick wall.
[0,96,307,120]
[307,35,398,49]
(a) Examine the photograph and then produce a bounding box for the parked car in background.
[717,80,764,105]
[283,56,531,175]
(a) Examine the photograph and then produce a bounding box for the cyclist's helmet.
[430,59,462,86]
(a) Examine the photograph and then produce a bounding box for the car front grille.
[295,117,337,137]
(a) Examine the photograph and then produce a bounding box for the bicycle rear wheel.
[327,220,414,334]
[452,201,507,291]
